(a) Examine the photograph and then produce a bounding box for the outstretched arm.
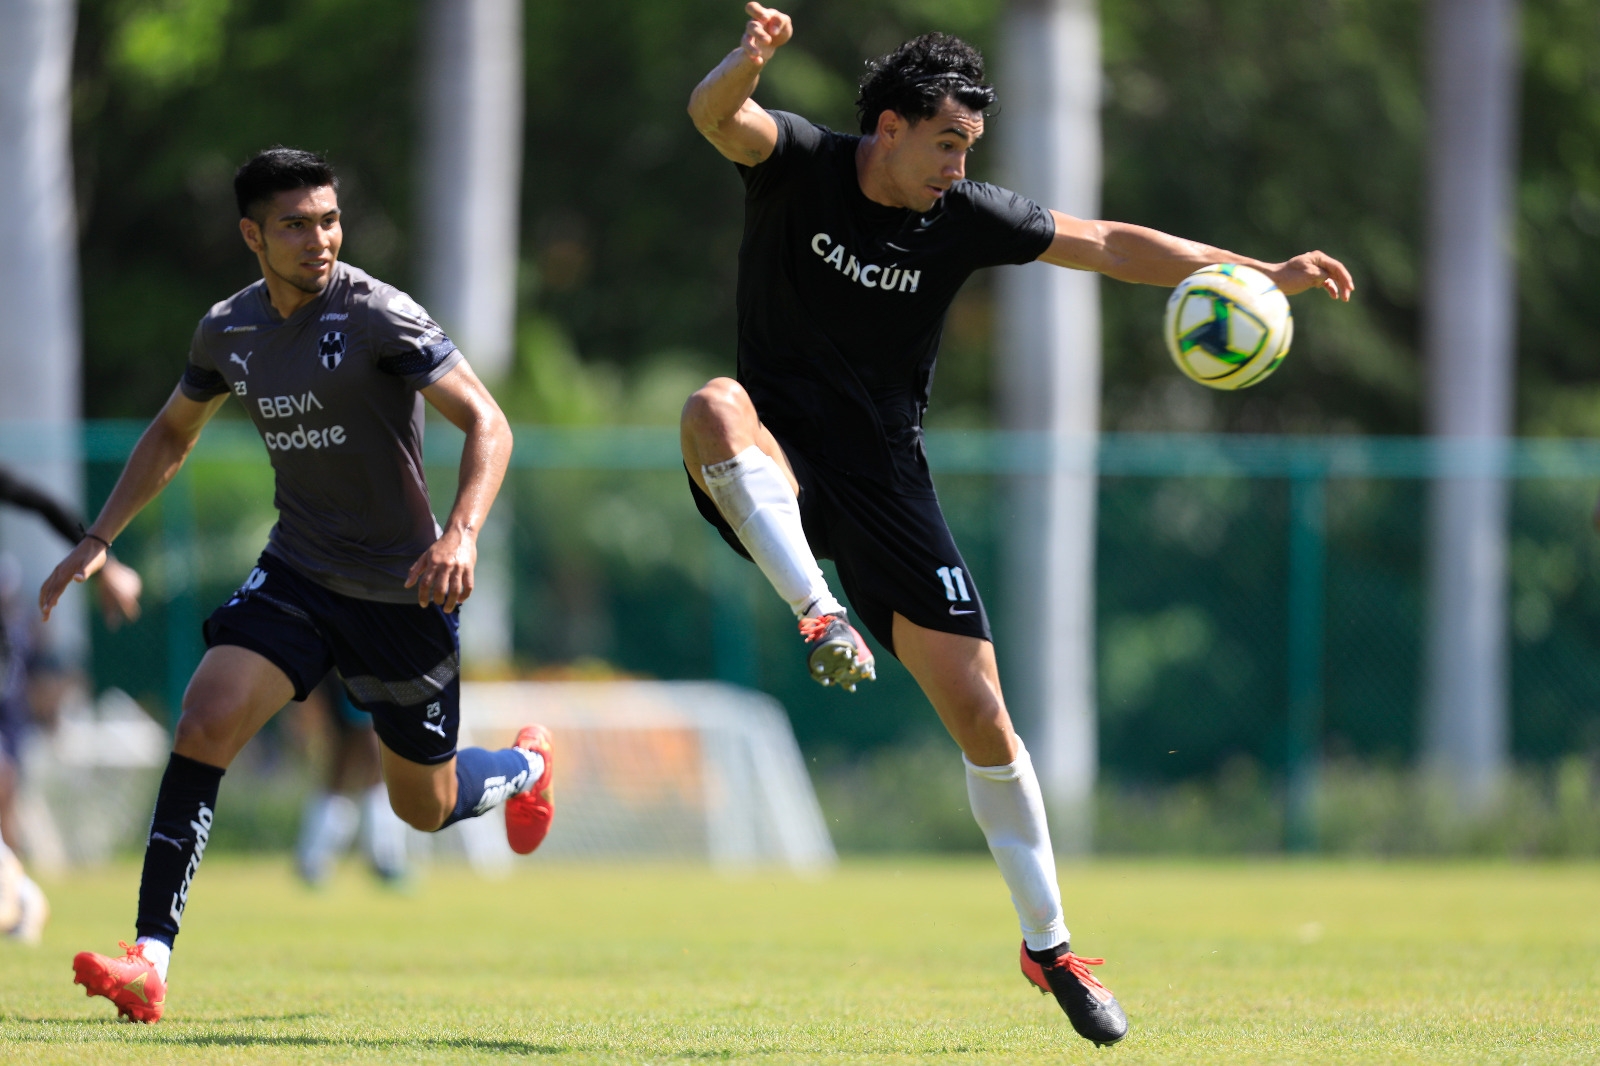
[688,2,792,165]
[1039,210,1355,300]
[39,387,224,621]
[411,361,513,613]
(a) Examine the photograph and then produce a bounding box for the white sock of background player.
[701,446,845,619]
[965,740,1071,952]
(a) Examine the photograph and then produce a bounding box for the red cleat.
[72,941,166,1023]
[505,724,554,855]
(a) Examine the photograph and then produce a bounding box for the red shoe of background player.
[72,940,166,1023]
[505,725,554,855]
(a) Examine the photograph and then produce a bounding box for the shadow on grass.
[0,1015,761,1058]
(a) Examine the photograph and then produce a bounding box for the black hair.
[855,33,997,135]
[233,146,338,221]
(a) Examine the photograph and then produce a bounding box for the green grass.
[3,857,1598,1064]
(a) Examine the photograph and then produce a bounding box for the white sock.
[296,792,360,884]
[135,936,171,981]
[964,740,1070,953]
[516,749,545,789]
[362,784,410,880]
[702,446,844,619]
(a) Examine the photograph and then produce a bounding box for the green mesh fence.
[14,423,1600,788]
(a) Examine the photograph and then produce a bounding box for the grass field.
[2,857,1597,1064]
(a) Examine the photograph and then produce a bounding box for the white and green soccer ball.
[1163,263,1293,390]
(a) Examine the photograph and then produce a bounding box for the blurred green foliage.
[71,0,1600,434]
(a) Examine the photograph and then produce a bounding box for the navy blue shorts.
[203,554,460,765]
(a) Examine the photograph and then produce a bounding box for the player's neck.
[854,137,910,211]
[259,262,331,320]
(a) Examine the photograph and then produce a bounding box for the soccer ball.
[1163,263,1293,389]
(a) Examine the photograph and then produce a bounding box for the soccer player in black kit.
[681,4,1354,1046]
[38,149,555,1023]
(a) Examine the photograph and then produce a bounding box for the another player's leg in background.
[891,615,1127,1046]
[681,378,873,688]
[296,680,409,885]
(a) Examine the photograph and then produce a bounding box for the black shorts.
[203,554,460,765]
[689,442,991,657]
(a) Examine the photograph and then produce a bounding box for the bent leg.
[893,614,1068,952]
[680,376,797,495]
[379,739,543,833]
[681,378,844,620]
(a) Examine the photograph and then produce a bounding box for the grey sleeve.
[368,289,463,389]
[179,322,230,401]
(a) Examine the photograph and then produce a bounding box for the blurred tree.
[68,0,1600,435]
[73,0,421,417]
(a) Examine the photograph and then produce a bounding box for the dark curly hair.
[855,33,997,135]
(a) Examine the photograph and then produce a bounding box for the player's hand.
[39,539,110,623]
[741,2,793,68]
[1268,251,1354,301]
[94,557,144,630]
[406,526,477,613]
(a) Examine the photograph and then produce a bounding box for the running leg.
[891,614,1126,1045]
[75,645,292,1022]
[378,737,546,837]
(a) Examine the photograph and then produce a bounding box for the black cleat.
[1020,941,1129,1047]
[798,612,875,692]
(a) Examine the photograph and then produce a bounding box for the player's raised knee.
[681,378,755,446]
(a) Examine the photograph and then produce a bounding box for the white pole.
[0,0,85,661]
[1421,0,1519,813]
[419,0,524,669]
[997,0,1102,852]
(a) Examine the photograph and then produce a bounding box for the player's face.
[240,186,343,296]
[887,98,984,213]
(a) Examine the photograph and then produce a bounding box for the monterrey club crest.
[317,331,346,370]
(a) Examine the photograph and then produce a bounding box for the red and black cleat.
[505,724,554,855]
[72,941,166,1024]
[1020,941,1129,1047]
[798,613,875,692]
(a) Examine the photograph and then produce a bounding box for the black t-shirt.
[734,110,1056,493]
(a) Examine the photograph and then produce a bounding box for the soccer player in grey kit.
[39,148,554,1023]
[681,4,1354,1045]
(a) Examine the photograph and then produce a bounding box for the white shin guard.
[702,446,843,618]
[965,740,1070,952]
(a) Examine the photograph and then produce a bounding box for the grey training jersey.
[180,262,463,603]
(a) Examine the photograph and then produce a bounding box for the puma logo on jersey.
[810,233,921,293]
[258,392,325,419]
[229,351,253,374]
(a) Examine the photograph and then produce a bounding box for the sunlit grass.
[3,857,1597,1063]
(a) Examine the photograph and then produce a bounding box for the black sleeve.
[179,322,230,401]
[0,466,85,544]
[946,181,1058,268]
[736,110,826,197]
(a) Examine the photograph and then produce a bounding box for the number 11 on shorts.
[936,566,971,603]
